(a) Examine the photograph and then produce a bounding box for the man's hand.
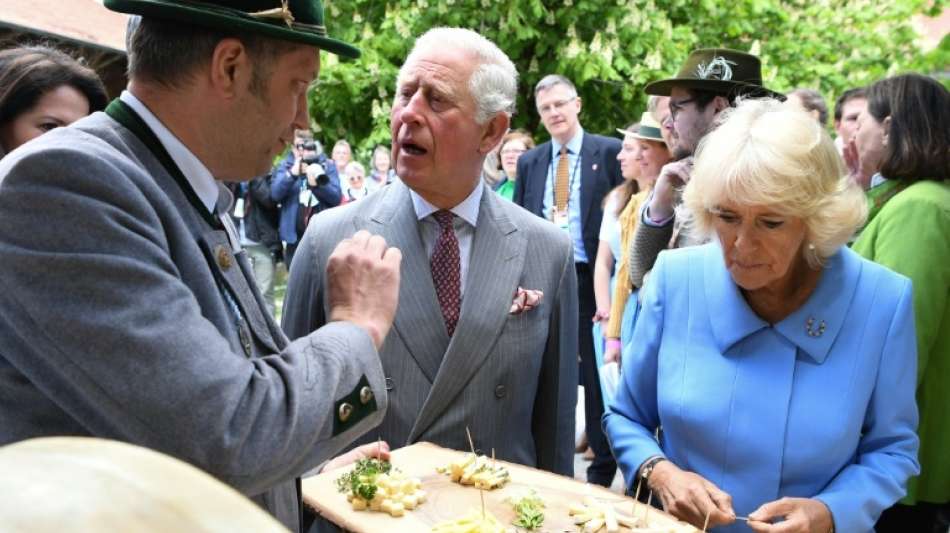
[592,307,610,324]
[747,497,834,533]
[322,441,391,472]
[648,157,694,222]
[648,460,736,529]
[326,230,402,349]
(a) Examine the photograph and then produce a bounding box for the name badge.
[232,198,245,219]
[553,208,570,231]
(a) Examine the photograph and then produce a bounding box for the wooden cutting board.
[302,442,698,532]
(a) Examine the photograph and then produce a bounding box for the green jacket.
[853,179,950,505]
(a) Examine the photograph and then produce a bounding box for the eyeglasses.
[537,97,576,116]
[501,147,526,155]
[669,97,698,120]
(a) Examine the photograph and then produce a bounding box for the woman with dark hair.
[0,45,107,157]
[852,73,950,533]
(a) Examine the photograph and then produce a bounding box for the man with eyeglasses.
[514,74,623,488]
[626,49,784,291]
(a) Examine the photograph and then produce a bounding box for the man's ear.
[208,38,252,99]
[712,95,729,114]
[881,116,891,146]
[479,113,510,154]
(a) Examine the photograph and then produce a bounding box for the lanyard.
[547,147,582,211]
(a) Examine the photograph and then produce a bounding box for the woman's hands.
[647,460,736,529]
[322,441,391,472]
[747,497,834,533]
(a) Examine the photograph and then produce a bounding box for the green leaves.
[507,491,545,530]
[334,457,394,502]
[314,0,943,159]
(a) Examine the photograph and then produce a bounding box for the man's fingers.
[382,246,403,267]
[364,234,388,258]
[349,229,372,248]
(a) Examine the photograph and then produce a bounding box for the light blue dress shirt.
[604,243,919,533]
[542,128,586,263]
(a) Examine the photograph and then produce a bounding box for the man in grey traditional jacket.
[0,1,400,531]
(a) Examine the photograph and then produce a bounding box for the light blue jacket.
[604,243,919,533]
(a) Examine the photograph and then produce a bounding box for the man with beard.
[627,49,783,289]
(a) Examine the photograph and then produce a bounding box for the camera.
[305,161,330,186]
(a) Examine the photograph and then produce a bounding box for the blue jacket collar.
[703,243,860,363]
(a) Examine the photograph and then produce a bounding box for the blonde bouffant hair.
[683,98,867,268]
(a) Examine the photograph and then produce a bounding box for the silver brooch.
[805,317,826,338]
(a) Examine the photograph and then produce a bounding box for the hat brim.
[615,128,665,143]
[645,78,784,101]
[105,0,360,59]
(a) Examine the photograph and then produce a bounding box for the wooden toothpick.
[645,490,653,525]
[465,426,476,454]
[702,508,711,532]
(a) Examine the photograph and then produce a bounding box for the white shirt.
[120,91,219,215]
[410,181,483,296]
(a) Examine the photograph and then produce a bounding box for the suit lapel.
[366,182,449,383]
[527,145,552,215]
[408,190,525,441]
[579,133,599,231]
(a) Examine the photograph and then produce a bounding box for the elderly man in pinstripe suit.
[283,27,578,476]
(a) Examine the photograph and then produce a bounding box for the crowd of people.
[0,1,947,532]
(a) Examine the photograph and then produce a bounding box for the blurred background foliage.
[309,0,948,160]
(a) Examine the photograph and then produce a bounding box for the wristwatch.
[639,455,668,481]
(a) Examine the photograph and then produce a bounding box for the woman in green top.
[852,73,950,533]
[494,129,534,201]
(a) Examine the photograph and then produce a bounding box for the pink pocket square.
[509,287,543,315]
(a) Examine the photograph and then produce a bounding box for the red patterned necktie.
[430,210,461,337]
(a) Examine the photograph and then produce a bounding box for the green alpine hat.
[104,0,360,58]
[644,48,783,100]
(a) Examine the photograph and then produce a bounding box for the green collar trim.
[105,98,221,229]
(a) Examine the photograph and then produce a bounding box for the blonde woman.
[605,99,918,532]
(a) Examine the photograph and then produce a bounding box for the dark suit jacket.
[513,132,623,262]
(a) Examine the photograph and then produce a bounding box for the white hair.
[402,27,518,124]
[344,161,365,177]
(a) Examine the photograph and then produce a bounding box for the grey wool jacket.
[0,109,387,532]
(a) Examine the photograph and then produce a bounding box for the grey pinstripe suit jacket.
[282,181,579,475]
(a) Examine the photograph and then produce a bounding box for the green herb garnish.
[335,458,393,501]
[507,491,545,530]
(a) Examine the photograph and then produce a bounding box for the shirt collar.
[703,242,860,363]
[552,127,584,157]
[120,90,219,214]
[410,180,483,227]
